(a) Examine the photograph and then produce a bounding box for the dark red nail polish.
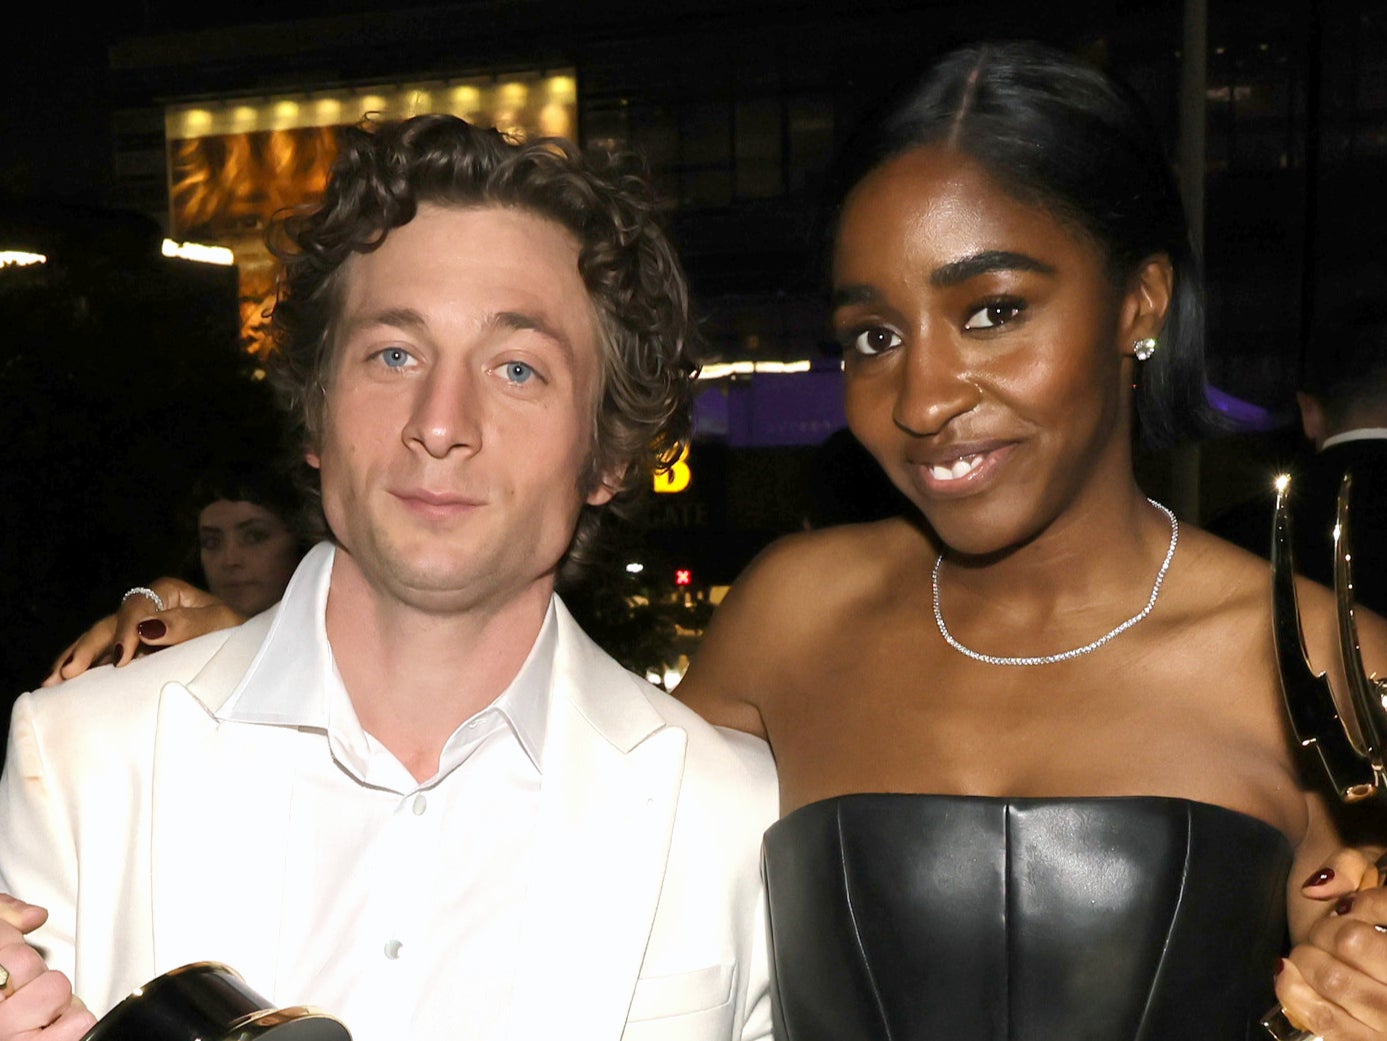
[111,643,123,662]
[138,618,167,640]
[1303,868,1336,887]
[1335,895,1355,915]
[1275,958,1285,976]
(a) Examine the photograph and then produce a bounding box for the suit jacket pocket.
[623,963,736,1039]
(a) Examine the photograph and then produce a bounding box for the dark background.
[1,0,1384,699]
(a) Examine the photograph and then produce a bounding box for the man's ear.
[1119,254,1175,352]
[1297,391,1327,449]
[585,469,623,507]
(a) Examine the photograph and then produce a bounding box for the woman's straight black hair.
[827,40,1221,448]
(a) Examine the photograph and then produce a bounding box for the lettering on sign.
[654,445,692,494]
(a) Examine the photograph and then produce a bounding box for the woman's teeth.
[929,453,984,481]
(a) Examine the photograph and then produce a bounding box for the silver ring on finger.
[122,586,166,612]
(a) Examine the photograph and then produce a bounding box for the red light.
[674,568,692,587]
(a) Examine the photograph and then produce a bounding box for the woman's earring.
[1132,337,1158,361]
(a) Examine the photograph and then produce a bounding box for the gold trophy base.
[80,962,350,1041]
[1262,1005,1321,1041]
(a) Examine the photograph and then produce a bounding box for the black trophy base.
[81,962,351,1041]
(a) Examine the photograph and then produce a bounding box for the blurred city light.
[162,239,235,266]
[698,359,812,380]
[0,252,47,268]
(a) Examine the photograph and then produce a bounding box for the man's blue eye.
[381,347,411,368]
[504,361,536,384]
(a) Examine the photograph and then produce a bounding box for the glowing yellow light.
[162,239,235,266]
[179,108,214,137]
[451,85,482,111]
[358,94,388,118]
[269,100,300,129]
[499,81,529,105]
[538,102,572,138]
[407,90,434,115]
[547,75,576,101]
[1274,473,1291,494]
[227,105,258,133]
[654,445,692,494]
[313,97,343,125]
[0,251,46,267]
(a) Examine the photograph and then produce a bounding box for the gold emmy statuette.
[1263,473,1387,1041]
[80,962,350,1041]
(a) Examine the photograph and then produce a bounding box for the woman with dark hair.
[675,41,1387,1040]
[44,462,312,685]
[181,462,312,618]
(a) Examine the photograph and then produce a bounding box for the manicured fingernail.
[1274,958,1285,976]
[1335,895,1355,915]
[1303,868,1336,887]
[138,619,167,640]
[111,644,123,663]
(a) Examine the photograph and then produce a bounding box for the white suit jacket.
[0,594,777,1041]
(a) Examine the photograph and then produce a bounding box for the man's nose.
[404,366,483,458]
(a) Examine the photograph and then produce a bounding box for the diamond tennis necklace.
[931,499,1178,667]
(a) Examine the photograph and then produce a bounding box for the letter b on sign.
[654,445,692,494]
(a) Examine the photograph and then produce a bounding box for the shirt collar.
[1321,428,1387,450]
[220,541,554,779]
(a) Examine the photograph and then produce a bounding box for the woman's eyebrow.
[831,249,1057,309]
[930,250,1056,287]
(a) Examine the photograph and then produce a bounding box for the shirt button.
[384,939,403,960]
[412,794,427,816]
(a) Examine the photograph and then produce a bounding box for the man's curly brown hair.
[266,114,699,575]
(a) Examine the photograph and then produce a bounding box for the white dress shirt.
[1321,427,1387,450]
[218,543,553,1041]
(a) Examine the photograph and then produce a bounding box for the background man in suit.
[1210,300,1387,614]
[0,115,776,1041]
[1288,301,1387,613]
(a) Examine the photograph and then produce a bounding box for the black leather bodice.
[763,795,1292,1041]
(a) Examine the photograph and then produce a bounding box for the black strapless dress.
[763,795,1292,1041]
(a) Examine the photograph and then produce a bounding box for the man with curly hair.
[0,116,776,1041]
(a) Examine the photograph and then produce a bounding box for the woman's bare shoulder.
[1172,525,1279,610]
[676,517,933,735]
[733,516,931,612]
[1176,524,1387,672]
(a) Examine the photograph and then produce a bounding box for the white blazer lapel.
[508,606,687,1041]
[148,617,297,999]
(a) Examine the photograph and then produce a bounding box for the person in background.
[43,461,312,686]
[190,462,311,617]
[1211,299,1387,615]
